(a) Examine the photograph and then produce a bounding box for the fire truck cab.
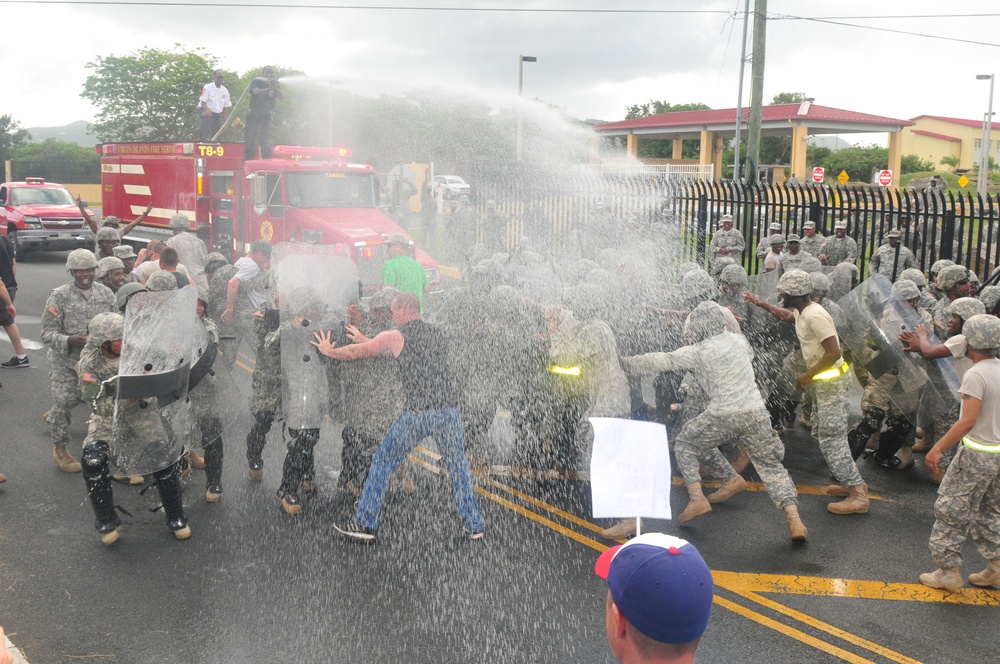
[98,142,440,292]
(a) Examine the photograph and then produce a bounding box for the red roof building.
[901,116,994,173]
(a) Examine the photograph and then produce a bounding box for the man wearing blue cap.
[595,533,714,663]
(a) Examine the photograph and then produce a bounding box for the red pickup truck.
[0,177,94,259]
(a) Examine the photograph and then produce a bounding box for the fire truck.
[98,142,440,292]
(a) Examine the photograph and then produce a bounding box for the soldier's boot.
[827,483,869,515]
[53,444,82,473]
[246,411,274,480]
[824,484,850,497]
[783,504,808,541]
[186,451,206,470]
[277,429,318,515]
[968,560,1000,587]
[919,567,964,591]
[848,408,885,460]
[0,472,6,483]
[601,518,637,540]
[707,474,747,504]
[153,460,191,540]
[678,483,712,523]
[913,426,932,453]
[895,446,915,469]
[874,417,914,469]
[82,441,121,545]
[729,444,751,474]
[202,418,224,503]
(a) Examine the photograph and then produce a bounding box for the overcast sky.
[3,0,999,137]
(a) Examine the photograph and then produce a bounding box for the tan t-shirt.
[960,358,1000,445]
[135,260,192,284]
[793,302,841,370]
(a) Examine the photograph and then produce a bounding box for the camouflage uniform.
[929,446,1000,568]
[778,251,808,274]
[819,234,858,267]
[799,231,825,258]
[245,306,281,468]
[41,282,116,447]
[708,226,745,271]
[869,242,917,281]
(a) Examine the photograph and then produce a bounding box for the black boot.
[82,441,121,545]
[277,428,318,515]
[246,411,274,480]
[202,418,224,502]
[153,460,191,540]
[848,407,885,460]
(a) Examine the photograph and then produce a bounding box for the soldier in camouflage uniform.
[931,265,976,339]
[245,272,281,480]
[819,219,858,267]
[920,314,1000,590]
[96,256,126,293]
[708,214,745,273]
[756,222,783,260]
[928,259,955,300]
[778,234,808,274]
[112,245,140,285]
[869,230,917,282]
[745,270,869,515]
[193,288,225,502]
[93,227,121,260]
[615,301,808,541]
[799,221,825,258]
[204,252,238,363]
[41,249,117,472]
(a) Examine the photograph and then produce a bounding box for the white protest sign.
[589,417,672,520]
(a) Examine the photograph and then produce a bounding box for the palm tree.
[940,155,960,171]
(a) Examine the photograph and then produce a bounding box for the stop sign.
[878,169,893,186]
[812,167,825,183]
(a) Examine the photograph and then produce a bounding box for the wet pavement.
[1,253,998,663]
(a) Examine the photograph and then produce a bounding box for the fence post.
[697,191,708,265]
[940,209,956,260]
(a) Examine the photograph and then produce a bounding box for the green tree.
[757,93,808,165]
[901,154,934,174]
[820,144,888,182]
[940,154,960,171]
[12,139,101,182]
[0,115,30,163]
[769,92,806,105]
[620,100,710,160]
[624,99,710,120]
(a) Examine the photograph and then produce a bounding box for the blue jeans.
[355,407,484,532]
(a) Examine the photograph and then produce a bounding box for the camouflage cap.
[834,219,848,229]
[899,268,926,287]
[930,259,955,276]
[937,265,970,291]
[168,213,191,230]
[95,256,125,280]
[95,227,120,243]
[87,312,124,346]
[803,221,816,229]
[768,233,785,246]
[886,229,901,238]
[893,279,921,301]
[962,314,1000,350]
[369,286,400,310]
[719,264,748,287]
[947,296,986,321]
[66,248,99,271]
[113,245,137,260]
[777,269,813,296]
[718,213,734,226]
[979,285,1000,312]
[810,272,831,292]
[684,301,728,343]
[768,222,782,231]
[116,282,147,311]
[145,270,177,292]
[786,233,801,242]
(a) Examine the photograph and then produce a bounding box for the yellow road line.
[234,360,255,374]
[711,595,879,664]
[473,485,607,553]
[480,476,607,536]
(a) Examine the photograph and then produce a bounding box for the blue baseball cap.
[594,533,714,644]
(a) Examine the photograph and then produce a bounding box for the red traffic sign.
[878,169,893,186]
[812,167,825,183]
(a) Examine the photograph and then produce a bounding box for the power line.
[794,13,1000,20]
[770,14,1000,48]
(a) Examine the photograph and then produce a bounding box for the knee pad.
[82,441,111,479]
[857,407,886,435]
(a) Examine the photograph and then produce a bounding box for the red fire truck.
[98,142,439,292]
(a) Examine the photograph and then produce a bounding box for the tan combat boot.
[601,518,638,540]
[678,483,712,523]
[895,446,914,469]
[824,484,849,497]
[968,560,1000,587]
[53,445,82,473]
[827,483,869,515]
[0,472,6,483]
[730,445,751,474]
[783,504,808,540]
[708,474,747,504]
[186,451,206,470]
[919,567,964,590]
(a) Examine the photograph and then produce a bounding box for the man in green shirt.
[382,233,428,313]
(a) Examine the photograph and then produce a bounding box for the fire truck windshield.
[285,171,376,209]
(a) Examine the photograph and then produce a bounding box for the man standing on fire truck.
[244,66,283,160]
[199,70,232,142]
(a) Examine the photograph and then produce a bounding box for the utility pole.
[733,0,751,180]
[745,0,767,183]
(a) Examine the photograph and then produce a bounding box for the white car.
[432,175,470,200]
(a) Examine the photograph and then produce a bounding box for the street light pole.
[517,55,536,162]
[977,74,995,198]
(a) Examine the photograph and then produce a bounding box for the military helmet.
[113,245,137,260]
[196,286,210,305]
[962,314,1000,351]
[768,233,785,246]
[777,269,813,297]
[676,261,702,278]
[930,259,955,276]
[87,312,124,346]
[116,282,147,311]
[168,213,191,230]
[145,270,177,292]
[66,248,99,271]
[713,256,736,274]
[95,227,120,243]
[786,233,801,243]
[684,301,727,343]
[979,285,1000,312]
[800,257,823,273]
[947,297,986,322]
[899,268,926,288]
[893,279,921,301]
[719,264,748,287]
[810,272,831,293]
[369,286,400,310]
[681,268,718,301]
[100,215,120,228]
[95,256,125,280]
[565,282,605,321]
[937,265,970,291]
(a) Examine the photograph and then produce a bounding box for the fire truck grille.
[40,217,86,230]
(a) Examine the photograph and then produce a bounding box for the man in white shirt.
[199,70,232,141]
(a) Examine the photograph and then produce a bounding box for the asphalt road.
[1,251,998,663]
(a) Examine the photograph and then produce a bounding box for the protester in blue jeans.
[311,292,485,542]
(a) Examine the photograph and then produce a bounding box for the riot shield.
[187,317,248,451]
[112,286,198,475]
[836,275,959,423]
[273,243,360,430]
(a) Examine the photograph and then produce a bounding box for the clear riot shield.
[745,269,798,399]
[516,262,562,307]
[187,317,247,450]
[112,287,198,475]
[836,275,959,423]
[274,243,360,430]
